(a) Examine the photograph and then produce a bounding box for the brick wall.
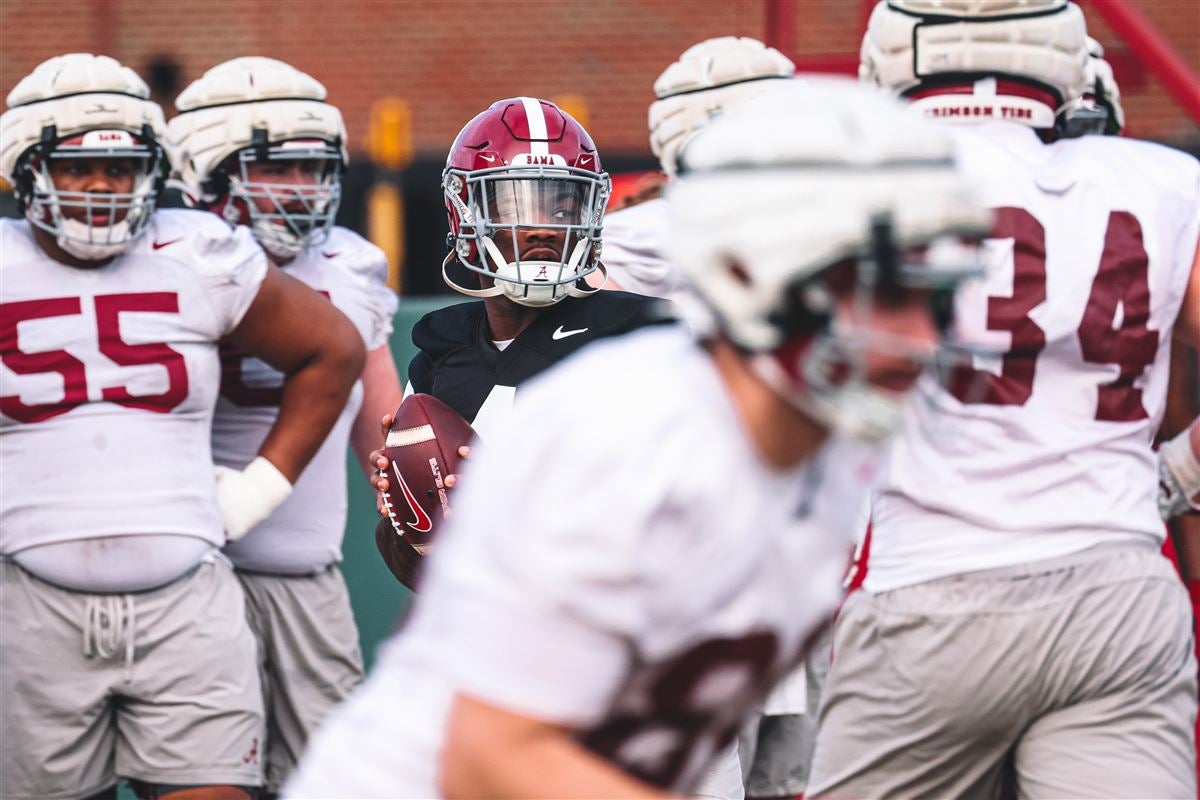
[3,0,1197,160]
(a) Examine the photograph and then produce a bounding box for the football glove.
[1158,428,1200,521]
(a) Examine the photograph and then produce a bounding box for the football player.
[369,97,663,586]
[602,36,795,305]
[0,54,364,800]
[166,57,401,796]
[286,79,992,799]
[807,3,1200,798]
[607,36,816,800]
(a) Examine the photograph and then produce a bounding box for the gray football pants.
[808,543,1197,800]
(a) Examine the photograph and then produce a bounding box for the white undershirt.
[13,535,215,593]
[492,339,513,351]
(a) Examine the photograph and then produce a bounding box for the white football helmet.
[665,79,992,442]
[649,36,795,177]
[1061,36,1125,137]
[0,54,166,261]
[860,0,1090,132]
[167,57,348,259]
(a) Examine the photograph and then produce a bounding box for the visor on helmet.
[444,164,609,307]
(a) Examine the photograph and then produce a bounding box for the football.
[378,393,475,556]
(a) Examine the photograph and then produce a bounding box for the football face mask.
[444,167,608,307]
[755,224,986,443]
[26,130,162,261]
[226,138,344,259]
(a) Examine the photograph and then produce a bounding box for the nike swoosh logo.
[392,463,432,533]
[322,251,340,259]
[480,154,497,163]
[552,325,589,340]
[151,238,183,250]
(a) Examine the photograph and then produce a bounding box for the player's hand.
[372,412,394,514]
[1159,428,1200,520]
[444,445,470,491]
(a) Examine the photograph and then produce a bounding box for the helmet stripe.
[519,96,550,156]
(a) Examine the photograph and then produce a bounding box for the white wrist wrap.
[215,456,294,541]
[1159,429,1200,520]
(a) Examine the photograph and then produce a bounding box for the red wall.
[1,0,1197,158]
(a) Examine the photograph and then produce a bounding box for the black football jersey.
[407,291,671,428]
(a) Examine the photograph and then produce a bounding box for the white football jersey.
[216,227,397,574]
[867,122,1200,592]
[0,210,267,554]
[287,326,871,798]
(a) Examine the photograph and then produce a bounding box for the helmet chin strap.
[30,203,135,261]
[441,251,504,299]
[442,236,600,307]
[56,217,133,261]
[252,218,306,260]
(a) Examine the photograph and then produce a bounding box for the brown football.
[378,393,475,555]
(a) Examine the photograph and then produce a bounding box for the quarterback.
[370,97,663,586]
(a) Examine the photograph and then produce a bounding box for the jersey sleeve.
[195,223,269,336]
[345,238,399,350]
[416,382,659,726]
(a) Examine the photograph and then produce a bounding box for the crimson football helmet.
[442,97,610,307]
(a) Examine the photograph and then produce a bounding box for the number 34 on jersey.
[943,206,1169,424]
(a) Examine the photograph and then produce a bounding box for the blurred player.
[602,36,794,304]
[286,78,992,799]
[606,35,814,800]
[808,2,1200,797]
[0,54,364,799]
[369,97,663,586]
[166,57,401,796]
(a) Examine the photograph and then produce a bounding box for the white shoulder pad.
[322,226,390,289]
[0,217,42,265]
[146,209,269,333]
[322,226,397,348]
[1068,137,1200,202]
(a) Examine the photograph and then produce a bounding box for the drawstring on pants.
[83,594,137,678]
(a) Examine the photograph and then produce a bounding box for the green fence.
[341,295,465,668]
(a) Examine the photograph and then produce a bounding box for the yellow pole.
[366,97,413,293]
